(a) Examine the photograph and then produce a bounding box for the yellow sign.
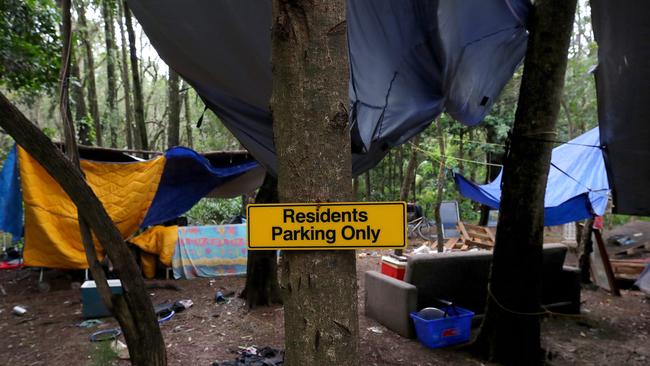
[247,202,407,250]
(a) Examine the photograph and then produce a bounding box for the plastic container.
[410,306,474,348]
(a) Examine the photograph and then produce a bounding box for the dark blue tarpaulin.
[0,145,23,241]
[454,128,610,226]
[129,0,530,175]
[141,147,259,227]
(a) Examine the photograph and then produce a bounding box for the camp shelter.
[454,128,610,226]
[0,143,262,269]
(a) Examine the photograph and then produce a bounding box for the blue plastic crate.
[410,306,474,348]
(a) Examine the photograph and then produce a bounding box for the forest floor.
[0,226,649,365]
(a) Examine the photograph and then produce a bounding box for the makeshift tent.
[591,0,650,215]
[455,128,610,226]
[0,144,260,269]
[129,0,530,175]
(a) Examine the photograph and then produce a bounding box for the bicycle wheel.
[417,220,436,241]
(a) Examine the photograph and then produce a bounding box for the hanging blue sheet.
[454,128,610,226]
[129,0,530,175]
[141,147,259,227]
[0,145,23,241]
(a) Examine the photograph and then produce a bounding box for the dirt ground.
[1,227,649,365]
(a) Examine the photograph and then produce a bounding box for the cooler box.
[381,256,406,280]
[81,279,123,318]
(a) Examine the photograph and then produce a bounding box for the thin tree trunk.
[75,0,101,146]
[102,0,118,148]
[474,1,577,364]
[399,135,420,201]
[468,129,477,182]
[479,124,504,226]
[167,68,181,148]
[272,1,359,364]
[70,49,91,145]
[123,0,148,152]
[577,217,594,283]
[117,0,134,150]
[458,129,465,173]
[183,84,193,148]
[242,174,282,309]
[433,121,446,252]
[364,170,371,200]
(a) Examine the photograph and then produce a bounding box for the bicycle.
[407,216,436,241]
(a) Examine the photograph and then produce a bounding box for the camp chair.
[439,201,460,239]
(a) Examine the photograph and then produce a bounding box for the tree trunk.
[433,121,446,252]
[117,0,134,150]
[364,170,371,200]
[167,68,181,148]
[123,0,148,152]
[577,217,594,284]
[399,135,420,202]
[182,83,193,148]
[474,1,577,365]
[479,124,505,226]
[70,49,91,145]
[102,0,118,148]
[242,174,282,309]
[271,1,359,365]
[75,0,101,146]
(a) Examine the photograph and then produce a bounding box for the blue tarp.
[141,147,258,227]
[0,145,22,241]
[454,128,610,226]
[129,0,530,175]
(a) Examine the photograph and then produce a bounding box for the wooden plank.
[592,229,621,296]
[457,222,470,242]
[444,237,460,250]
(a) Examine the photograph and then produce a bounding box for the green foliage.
[185,197,242,225]
[0,0,61,96]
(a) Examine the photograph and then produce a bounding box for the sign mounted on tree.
[247,202,407,250]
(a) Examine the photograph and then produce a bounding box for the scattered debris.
[213,346,283,366]
[367,326,384,334]
[215,291,229,305]
[78,319,103,328]
[12,305,26,316]
[111,340,130,360]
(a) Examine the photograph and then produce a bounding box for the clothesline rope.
[410,143,504,168]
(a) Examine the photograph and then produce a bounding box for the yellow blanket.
[130,225,179,279]
[19,147,166,269]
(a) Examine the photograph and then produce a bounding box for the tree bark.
[364,170,371,200]
[117,0,134,149]
[433,121,446,252]
[474,1,577,365]
[167,67,181,148]
[242,174,282,309]
[101,0,118,148]
[577,217,594,283]
[399,135,420,202]
[182,83,193,148]
[123,0,148,152]
[75,0,101,146]
[70,49,91,145]
[479,123,505,226]
[271,1,359,365]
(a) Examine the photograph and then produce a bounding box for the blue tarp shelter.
[454,128,610,226]
[129,0,530,175]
